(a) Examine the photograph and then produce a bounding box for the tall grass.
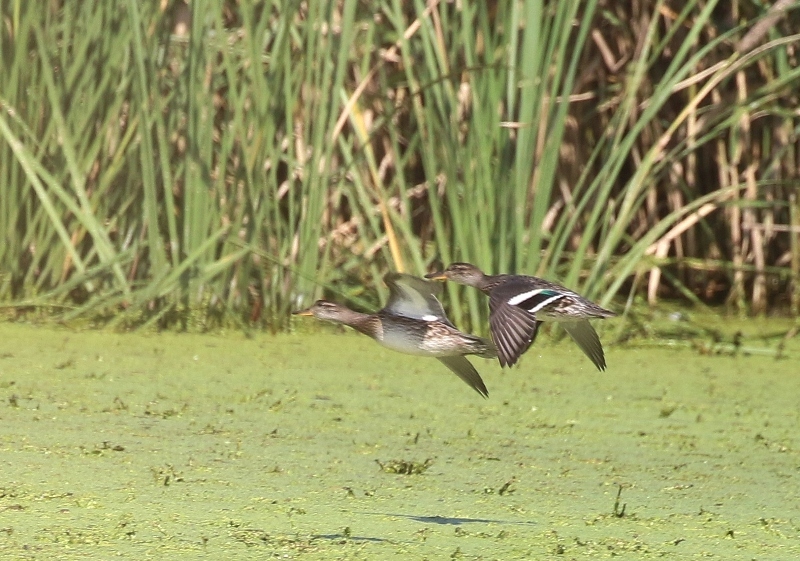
[1,0,798,331]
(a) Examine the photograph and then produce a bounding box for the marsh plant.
[1,1,798,330]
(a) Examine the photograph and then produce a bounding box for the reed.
[1,1,798,330]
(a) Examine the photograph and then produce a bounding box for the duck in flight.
[426,263,616,370]
[293,273,496,397]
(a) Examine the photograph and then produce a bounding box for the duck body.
[426,263,616,370]
[479,274,613,321]
[293,273,496,397]
[374,311,496,358]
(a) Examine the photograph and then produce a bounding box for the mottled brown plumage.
[427,263,616,369]
[293,273,496,397]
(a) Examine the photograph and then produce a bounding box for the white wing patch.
[421,314,439,322]
[507,289,565,314]
[507,289,545,306]
[525,294,564,314]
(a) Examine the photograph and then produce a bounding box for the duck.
[292,273,497,397]
[425,263,616,370]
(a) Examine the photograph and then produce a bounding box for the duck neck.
[468,271,494,292]
[331,309,379,338]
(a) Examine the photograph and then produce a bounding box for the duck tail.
[467,335,497,359]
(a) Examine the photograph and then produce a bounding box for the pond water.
[0,319,797,559]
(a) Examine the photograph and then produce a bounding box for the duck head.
[425,262,487,287]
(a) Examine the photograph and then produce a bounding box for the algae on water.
[0,321,798,559]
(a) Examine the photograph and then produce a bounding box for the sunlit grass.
[1,1,798,330]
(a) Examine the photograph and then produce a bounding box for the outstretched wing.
[436,356,489,398]
[488,293,540,368]
[561,320,607,371]
[382,273,449,322]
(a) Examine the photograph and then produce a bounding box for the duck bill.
[424,271,447,281]
[292,308,314,316]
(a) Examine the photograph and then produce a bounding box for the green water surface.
[0,320,798,559]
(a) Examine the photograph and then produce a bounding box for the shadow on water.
[368,512,537,526]
[312,513,536,545]
[313,533,392,543]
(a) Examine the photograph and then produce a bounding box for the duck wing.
[488,293,540,368]
[382,273,450,323]
[561,320,606,371]
[436,356,489,398]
